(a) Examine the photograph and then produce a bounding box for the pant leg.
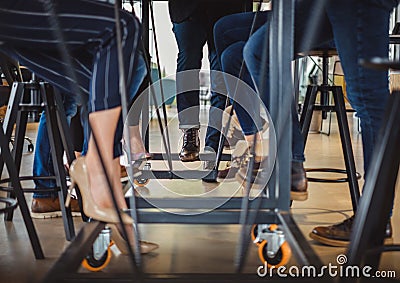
[325,0,392,176]
[213,12,270,136]
[244,24,305,162]
[33,94,77,197]
[172,11,207,129]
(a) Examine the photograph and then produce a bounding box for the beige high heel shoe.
[67,157,133,224]
[108,224,159,254]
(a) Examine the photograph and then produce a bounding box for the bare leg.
[86,107,126,210]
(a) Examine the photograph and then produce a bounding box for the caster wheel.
[251,225,262,246]
[28,144,34,152]
[134,178,149,187]
[258,240,291,268]
[81,246,112,272]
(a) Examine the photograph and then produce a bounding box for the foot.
[201,147,218,183]
[309,215,393,247]
[108,224,159,254]
[31,196,81,219]
[179,128,200,162]
[291,162,308,201]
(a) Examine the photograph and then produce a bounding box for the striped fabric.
[0,0,141,112]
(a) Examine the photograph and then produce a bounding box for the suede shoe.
[179,128,200,162]
[31,196,81,219]
[310,215,392,247]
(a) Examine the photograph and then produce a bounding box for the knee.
[243,39,259,71]
[221,43,245,75]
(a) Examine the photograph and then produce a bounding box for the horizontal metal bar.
[133,197,278,210]
[57,273,334,283]
[151,153,231,161]
[136,210,278,224]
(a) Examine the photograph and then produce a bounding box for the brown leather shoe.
[291,162,308,201]
[31,197,81,219]
[310,215,392,247]
[179,128,200,162]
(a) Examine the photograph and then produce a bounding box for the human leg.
[309,0,395,246]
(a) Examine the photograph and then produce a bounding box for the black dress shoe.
[179,128,200,162]
[310,215,393,247]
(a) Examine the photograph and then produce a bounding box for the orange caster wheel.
[258,240,291,268]
[134,178,150,187]
[81,246,112,272]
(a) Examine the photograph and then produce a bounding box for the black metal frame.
[299,51,360,213]
[42,0,332,282]
[0,81,76,241]
[0,112,44,259]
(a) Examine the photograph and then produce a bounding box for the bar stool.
[0,80,77,241]
[299,48,361,212]
[0,117,44,259]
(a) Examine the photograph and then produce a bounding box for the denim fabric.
[243,0,394,173]
[172,9,228,152]
[215,11,305,161]
[32,94,77,198]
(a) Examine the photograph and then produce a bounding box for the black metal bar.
[150,153,231,161]
[51,272,336,283]
[300,85,319,144]
[278,211,324,268]
[4,85,29,221]
[136,210,278,224]
[43,221,106,283]
[41,84,76,240]
[132,197,278,210]
[0,121,44,259]
[331,86,360,212]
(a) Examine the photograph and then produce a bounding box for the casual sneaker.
[179,128,200,162]
[31,196,81,219]
[310,215,393,247]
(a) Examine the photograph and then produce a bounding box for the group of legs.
[211,0,396,246]
[0,0,158,253]
[0,0,396,259]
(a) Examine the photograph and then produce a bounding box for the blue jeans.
[215,11,305,162]
[244,0,394,174]
[33,94,77,198]
[33,54,147,198]
[172,9,228,152]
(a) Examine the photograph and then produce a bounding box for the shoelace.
[183,129,198,147]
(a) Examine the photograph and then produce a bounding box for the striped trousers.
[0,0,144,157]
[0,0,141,112]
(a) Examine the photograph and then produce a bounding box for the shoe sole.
[235,171,309,201]
[309,232,393,247]
[290,191,308,201]
[31,211,81,219]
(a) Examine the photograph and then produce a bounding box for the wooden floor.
[1,108,399,283]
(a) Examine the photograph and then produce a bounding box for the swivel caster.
[81,227,112,272]
[134,162,151,187]
[254,224,291,268]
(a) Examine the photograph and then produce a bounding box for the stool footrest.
[305,167,361,183]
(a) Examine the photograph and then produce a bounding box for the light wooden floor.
[0,107,399,282]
